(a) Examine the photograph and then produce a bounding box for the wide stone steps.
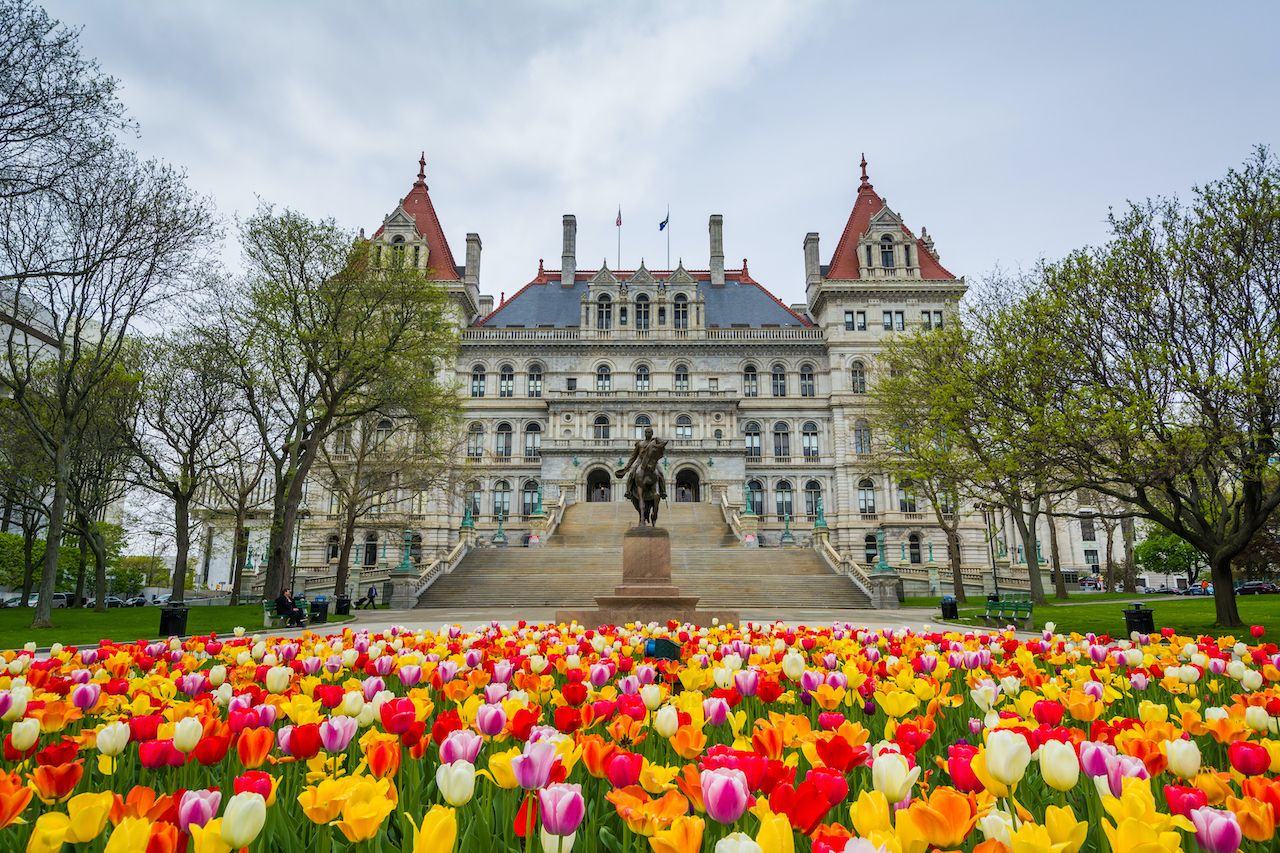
[418,501,871,610]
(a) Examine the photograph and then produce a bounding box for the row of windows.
[864,532,930,565]
[595,293,689,329]
[470,362,826,398]
[843,310,945,332]
[742,479,825,519]
[864,234,912,271]
[463,479,541,518]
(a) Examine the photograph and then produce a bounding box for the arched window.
[327,534,340,561]
[857,478,877,514]
[853,420,872,454]
[744,421,761,458]
[363,532,378,566]
[864,534,878,565]
[464,481,481,518]
[523,423,541,458]
[743,364,759,397]
[498,364,514,397]
[850,361,867,394]
[390,234,406,265]
[333,427,353,455]
[799,363,815,397]
[772,421,791,459]
[804,480,822,520]
[880,234,895,269]
[635,364,650,392]
[635,294,650,330]
[470,365,486,398]
[771,363,787,397]
[466,422,484,458]
[674,363,689,392]
[494,422,512,458]
[746,479,764,515]
[527,363,543,398]
[634,414,651,439]
[593,415,611,440]
[374,418,393,447]
[801,421,819,458]
[673,293,689,329]
[521,480,540,518]
[596,364,612,392]
[493,480,511,518]
[675,415,693,440]
[899,479,918,513]
[775,480,793,520]
[596,294,612,329]
[909,533,922,564]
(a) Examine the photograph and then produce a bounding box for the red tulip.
[128,715,163,743]
[234,770,275,802]
[192,734,230,766]
[1250,625,1265,638]
[769,768,847,834]
[605,751,643,788]
[814,734,867,773]
[1228,741,1270,776]
[1164,784,1208,818]
[34,736,79,766]
[379,698,416,735]
[1033,700,1066,726]
[946,744,983,793]
[139,739,186,769]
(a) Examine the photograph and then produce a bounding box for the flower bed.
[1,619,1278,852]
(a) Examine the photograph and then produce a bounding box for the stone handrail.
[815,537,873,597]
[416,538,470,599]
[719,490,743,540]
[542,498,566,542]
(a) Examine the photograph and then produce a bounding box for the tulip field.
[1,620,1279,852]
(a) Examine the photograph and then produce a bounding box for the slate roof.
[477,267,811,328]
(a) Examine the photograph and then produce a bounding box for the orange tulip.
[1119,737,1168,777]
[751,723,784,760]
[605,786,689,836]
[30,699,82,733]
[30,760,84,804]
[0,770,33,829]
[673,764,705,813]
[145,820,181,853]
[1226,795,1276,843]
[670,725,707,760]
[364,736,401,779]
[581,735,620,779]
[109,787,176,825]
[236,727,275,769]
[649,814,704,853]
[607,714,647,747]
[904,786,977,849]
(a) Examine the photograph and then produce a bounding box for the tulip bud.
[654,706,679,739]
[715,834,764,853]
[781,651,805,681]
[11,716,40,751]
[871,752,920,804]
[984,730,1032,787]
[220,792,266,847]
[174,716,204,753]
[96,721,130,757]
[639,684,662,710]
[208,665,227,687]
[1038,740,1079,791]
[265,666,291,693]
[1165,738,1201,779]
[436,760,476,806]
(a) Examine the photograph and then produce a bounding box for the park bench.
[983,593,1034,630]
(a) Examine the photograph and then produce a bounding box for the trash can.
[310,597,329,625]
[1123,603,1154,636]
[159,604,189,637]
[940,596,959,620]
[987,593,1001,603]
[334,595,352,617]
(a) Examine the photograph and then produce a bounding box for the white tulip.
[173,716,204,753]
[1165,739,1201,779]
[208,665,227,687]
[10,717,40,751]
[870,752,920,804]
[781,651,805,681]
[265,666,292,693]
[715,833,764,853]
[1,691,28,721]
[1242,669,1264,692]
[654,706,679,739]
[985,730,1032,787]
[221,793,267,847]
[340,692,365,717]
[1245,705,1271,733]
[96,721,130,757]
[435,760,476,806]
[640,684,662,710]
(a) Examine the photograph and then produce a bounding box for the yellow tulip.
[189,818,233,853]
[905,786,976,848]
[26,812,70,853]
[640,761,682,794]
[850,789,891,837]
[1038,740,1080,792]
[874,690,920,718]
[480,746,522,789]
[649,814,704,853]
[407,805,458,853]
[220,792,266,848]
[755,810,795,853]
[105,817,154,853]
[1042,805,1088,853]
[298,777,355,824]
[64,791,114,843]
[1102,818,1183,853]
[335,788,397,842]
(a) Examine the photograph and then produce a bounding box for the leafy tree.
[200,417,269,606]
[0,531,77,591]
[1135,527,1206,587]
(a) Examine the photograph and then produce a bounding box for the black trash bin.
[987,592,1001,603]
[159,604,189,637]
[310,597,329,625]
[334,595,352,617]
[940,596,959,620]
[1123,603,1155,636]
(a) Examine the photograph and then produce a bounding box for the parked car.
[0,594,32,608]
[50,592,71,608]
[124,596,148,607]
[1235,581,1279,595]
[153,593,172,606]
[83,596,126,608]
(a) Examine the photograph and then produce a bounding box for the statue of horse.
[616,429,667,528]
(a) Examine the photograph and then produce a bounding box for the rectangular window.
[1084,549,1099,572]
[933,310,943,328]
[883,311,893,330]
[657,307,666,325]
[844,311,855,331]
[921,311,933,330]
[1080,514,1096,541]
[618,307,627,326]
[708,377,718,391]
[773,432,790,458]
[528,374,542,397]
[524,431,541,458]
[855,311,866,331]
[745,433,760,458]
[499,375,513,397]
[800,374,814,397]
[894,311,905,330]
[566,377,577,391]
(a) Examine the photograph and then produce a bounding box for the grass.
[936,596,1280,639]
[0,605,353,650]
[902,592,1157,608]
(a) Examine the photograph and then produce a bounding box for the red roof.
[371,153,461,282]
[825,155,955,281]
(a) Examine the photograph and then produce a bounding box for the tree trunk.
[1047,512,1069,599]
[171,492,191,601]
[229,511,248,606]
[1008,495,1048,605]
[20,519,37,604]
[73,532,88,608]
[1,486,12,533]
[946,525,966,603]
[199,525,214,587]
[90,527,109,613]
[1121,516,1137,592]
[1103,523,1117,592]
[1210,552,1242,627]
[31,462,68,628]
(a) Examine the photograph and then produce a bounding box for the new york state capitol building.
[211,156,1126,605]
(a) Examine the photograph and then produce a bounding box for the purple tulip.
[299,656,321,676]
[916,655,937,674]
[1190,807,1242,853]
[512,740,558,789]
[703,697,729,726]
[362,677,385,701]
[700,768,750,824]
[79,649,98,666]
[440,729,483,764]
[475,703,507,737]
[589,664,611,687]
[448,626,461,640]
[464,649,483,669]
[968,717,982,736]
[1083,681,1104,701]
[1079,741,1115,778]
[71,683,101,711]
[733,670,759,697]
[1130,672,1149,690]
[257,704,278,727]
[371,656,394,676]
[1207,658,1226,676]
[1105,753,1149,796]
[538,783,585,836]
[800,670,823,693]
[821,653,838,670]
[635,664,656,685]
[178,789,221,832]
[278,643,299,661]
[617,675,640,695]
[320,716,358,752]
[325,655,343,674]
[1088,645,1107,663]
[492,660,514,683]
[865,647,881,663]
[437,661,459,682]
[398,665,422,687]
[947,652,964,668]
[277,725,298,756]
[0,693,11,718]
[483,684,508,704]
[826,672,848,689]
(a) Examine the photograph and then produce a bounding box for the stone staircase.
[417,502,871,610]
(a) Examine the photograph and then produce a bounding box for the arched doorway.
[674,468,701,502]
[586,468,612,502]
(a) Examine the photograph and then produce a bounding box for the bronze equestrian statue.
[616,427,667,527]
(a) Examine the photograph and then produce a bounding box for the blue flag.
[659,213,669,231]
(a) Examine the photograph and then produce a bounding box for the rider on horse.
[616,428,668,526]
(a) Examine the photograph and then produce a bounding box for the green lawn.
[903,592,1151,608]
[938,596,1280,639]
[0,605,353,650]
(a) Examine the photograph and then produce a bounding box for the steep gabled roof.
[825,155,956,281]
[371,153,461,282]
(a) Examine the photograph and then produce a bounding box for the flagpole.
[665,205,670,270]
[617,205,621,269]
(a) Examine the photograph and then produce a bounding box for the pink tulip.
[800,670,823,693]
[733,670,759,697]
[371,656,394,676]
[440,729,483,764]
[483,684,508,704]
[606,752,643,788]
[700,767,750,824]
[703,697,729,726]
[71,683,101,711]
[635,664,656,685]
[1190,807,1242,853]
[1131,673,1150,690]
[492,660,514,683]
[361,677,384,701]
[437,661,459,682]
[1079,741,1115,778]
[589,664,612,687]
[538,782,585,836]
[397,665,422,687]
[617,675,640,695]
[476,704,507,737]
[299,656,321,676]
[178,788,221,832]
[325,655,343,674]
[319,716,358,753]
[512,740,558,789]
[464,649,483,669]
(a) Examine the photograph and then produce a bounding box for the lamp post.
[147,530,163,598]
[977,502,1000,598]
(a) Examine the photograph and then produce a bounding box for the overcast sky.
[46,0,1280,308]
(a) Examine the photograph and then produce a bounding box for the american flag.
[616,207,621,227]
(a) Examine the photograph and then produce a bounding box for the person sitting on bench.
[275,588,306,628]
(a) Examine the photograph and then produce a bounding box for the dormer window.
[635,294,650,329]
[391,234,406,265]
[880,235,894,269]
[596,295,612,329]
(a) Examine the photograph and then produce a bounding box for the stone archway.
[586,468,612,502]
[674,467,701,502]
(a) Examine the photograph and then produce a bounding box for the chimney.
[464,232,482,288]
[560,214,577,288]
[709,214,725,287]
[478,294,494,315]
[803,232,820,287]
